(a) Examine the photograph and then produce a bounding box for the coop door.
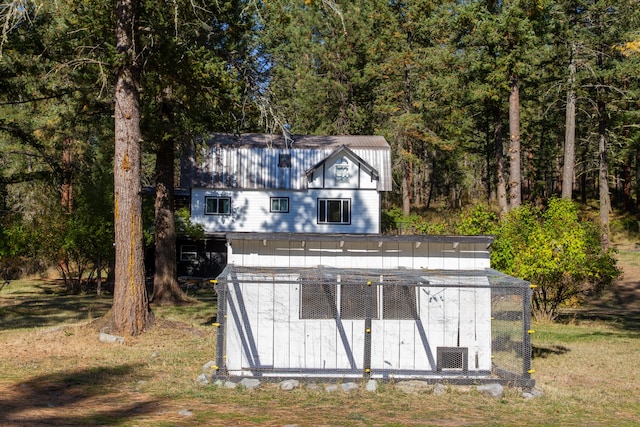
[436,347,468,372]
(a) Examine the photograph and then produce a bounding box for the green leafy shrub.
[456,204,499,235]
[491,198,620,322]
[176,207,205,239]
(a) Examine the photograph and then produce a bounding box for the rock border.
[197,361,543,399]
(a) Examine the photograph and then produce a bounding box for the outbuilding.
[212,233,534,386]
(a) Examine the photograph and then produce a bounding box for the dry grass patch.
[1,251,640,426]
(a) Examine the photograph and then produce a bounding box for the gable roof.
[304,145,379,182]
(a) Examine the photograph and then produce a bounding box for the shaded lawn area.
[0,285,112,331]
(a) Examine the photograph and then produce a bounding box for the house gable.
[305,145,380,190]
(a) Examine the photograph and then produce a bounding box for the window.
[205,196,230,215]
[300,283,337,319]
[383,285,418,319]
[318,198,350,224]
[300,280,419,320]
[335,157,350,182]
[340,283,378,319]
[270,197,289,213]
[180,245,197,261]
[278,154,291,168]
[437,347,468,372]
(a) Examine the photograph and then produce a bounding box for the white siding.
[189,143,392,191]
[227,237,491,270]
[191,188,381,234]
[223,276,493,376]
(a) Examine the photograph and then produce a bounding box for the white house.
[180,133,392,236]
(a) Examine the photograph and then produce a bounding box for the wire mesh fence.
[213,265,533,386]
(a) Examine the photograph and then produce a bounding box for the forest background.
[0,0,639,333]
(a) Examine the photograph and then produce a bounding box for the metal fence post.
[364,280,372,378]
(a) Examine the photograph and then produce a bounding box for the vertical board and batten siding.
[192,145,391,192]
[306,150,379,191]
[222,271,492,376]
[190,188,381,234]
[221,235,494,377]
[182,134,391,236]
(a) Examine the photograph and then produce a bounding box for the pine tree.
[113,0,153,335]
[137,0,256,305]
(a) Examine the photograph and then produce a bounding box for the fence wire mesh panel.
[214,266,533,386]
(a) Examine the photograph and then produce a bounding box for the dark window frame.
[270,197,290,213]
[180,245,198,261]
[205,196,231,215]
[382,284,419,319]
[340,283,378,319]
[278,154,291,168]
[436,347,468,372]
[299,283,337,319]
[317,198,351,224]
[300,281,419,320]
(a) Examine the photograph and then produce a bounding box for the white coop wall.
[219,267,493,379]
[226,235,492,270]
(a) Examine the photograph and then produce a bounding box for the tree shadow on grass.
[532,344,570,359]
[555,271,640,335]
[0,364,161,426]
[0,288,112,331]
[557,309,640,337]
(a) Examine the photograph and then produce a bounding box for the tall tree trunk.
[508,75,521,209]
[562,44,577,200]
[622,160,633,212]
[494,115,508,217]
[580,147,588,204]
[152,138,187,305]
[112,0,152,335]
[598,100,611,249]
[61,137,73,213]
[401,57,413,217]
[636,149,640,211]
[96,254,102,296]
[402,165,411,216]
[485,121,493,203]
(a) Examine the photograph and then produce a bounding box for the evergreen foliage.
[0,0,638,323]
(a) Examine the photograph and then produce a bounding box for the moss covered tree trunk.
[112,0,152,335]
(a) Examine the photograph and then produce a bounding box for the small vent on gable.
[437,347,468,372]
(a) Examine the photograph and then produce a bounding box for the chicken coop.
[212,233,534,386]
